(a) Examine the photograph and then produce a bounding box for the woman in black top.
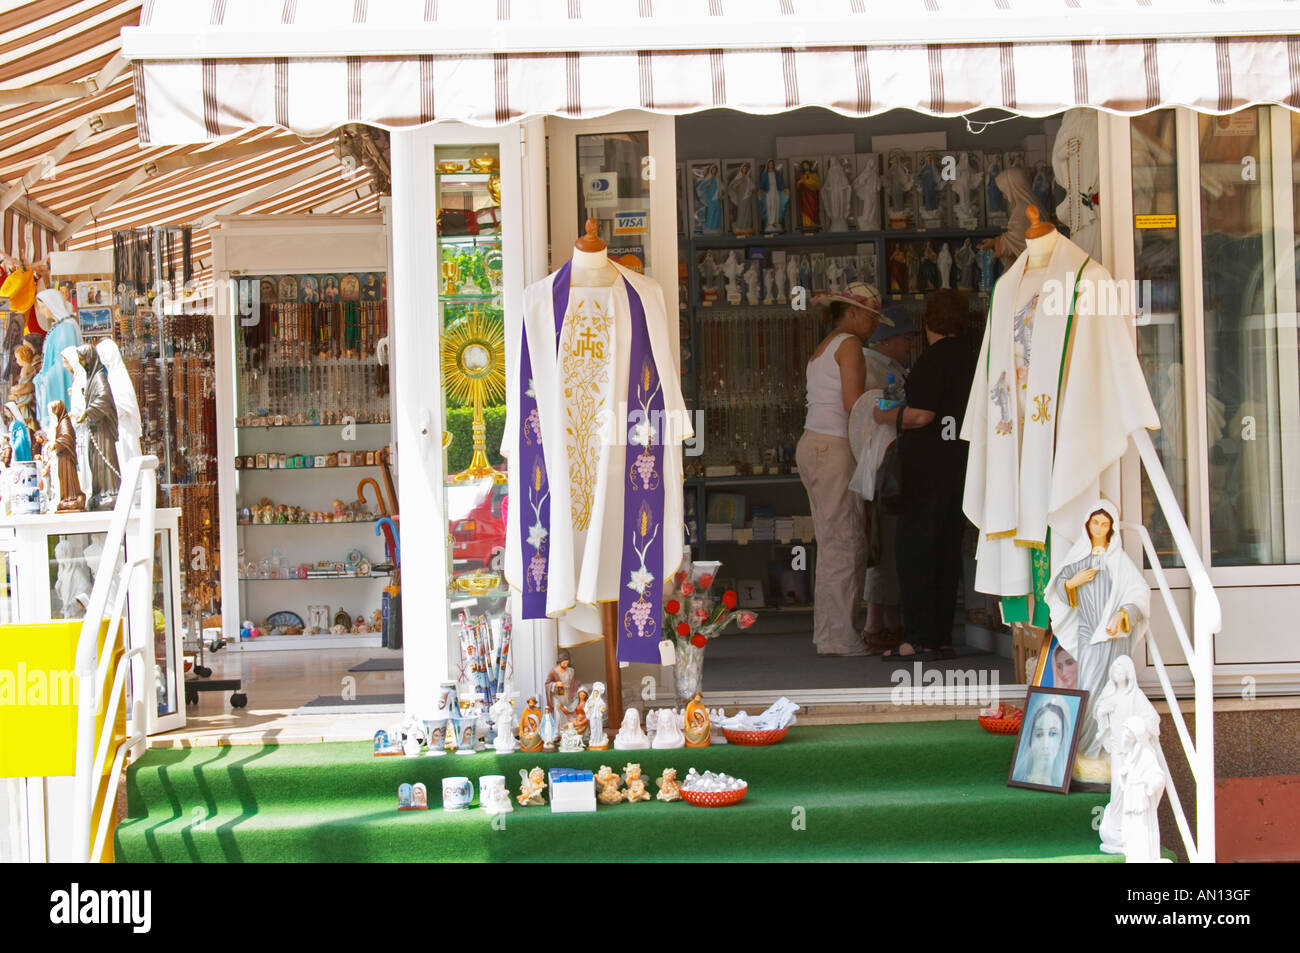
[873,289,975,659]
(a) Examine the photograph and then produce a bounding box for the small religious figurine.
[919,242,940,292]
[824,258,844,295]
[905,244,921,294]
[655,767,682,802]
[684,691,711,748]
[762,267,776,305]
[1045,500,1149,786]
[885,151,913,227]
[481,777,514,815]
[1117,716,1165,863]
[1095,655,1161,854]
[852,154,881,230]
[759,159,789,234]
[821,157,853,232]
[559,721,585,753]
[937,242,953,290]
[784,256,799,300]
[651,707,685,749]
[518,695,543,753]
[915,153,942,227]
[977,245,997,291]
[544,650,580,726]
[743,260,761,306]
[517,767,547,806]
[586,681,609,750]
[721,251,742,305]
[623,763,651,803]
[9,342,40,433]
[540,703,559,753]
[773,262,787,303]
[62,344,120,511]
[952,151,983,229]
[594,765,624,804]
[491,695,518,753]
[954,238,977,291]
[887,245,908,294]
[613,707,650,750]
[698,250,721,303]
[727,161,756,237]
[795,160,822,232]
[3,400,31,465]
[694,163,724,235]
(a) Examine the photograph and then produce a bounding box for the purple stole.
[517,262,667,664]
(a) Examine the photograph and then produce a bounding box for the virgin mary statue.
[1045,499,1150,786]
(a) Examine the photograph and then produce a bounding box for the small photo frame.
[1031,631,1078,690]
[338,451,353,467]
[307,605,331,631]
[1007,686,1088,794]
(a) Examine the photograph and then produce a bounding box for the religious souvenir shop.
[103,1,1300,745]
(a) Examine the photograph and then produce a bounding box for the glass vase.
[675,641,706,704]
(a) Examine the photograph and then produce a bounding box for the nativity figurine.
[518,695,543,753]
[684,691,711,748]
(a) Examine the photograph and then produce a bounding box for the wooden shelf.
[688,227,1000,249]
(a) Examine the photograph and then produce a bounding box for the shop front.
[118,2,1300,725]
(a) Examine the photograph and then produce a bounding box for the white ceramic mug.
[478,774,506,807]
[442,776,473,811]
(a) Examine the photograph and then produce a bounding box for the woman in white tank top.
[796,282,890,656]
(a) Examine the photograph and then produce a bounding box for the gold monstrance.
[442,309,507,484]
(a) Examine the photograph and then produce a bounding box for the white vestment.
[502,262,691,647]
[961,235,1160,595]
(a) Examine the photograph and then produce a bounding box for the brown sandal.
[861,628,900,655]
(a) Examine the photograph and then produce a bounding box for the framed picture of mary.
[1007,686,1087,794]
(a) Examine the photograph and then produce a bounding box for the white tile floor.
[154,645,405,748]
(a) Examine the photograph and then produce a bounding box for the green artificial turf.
[114,722,1128,863]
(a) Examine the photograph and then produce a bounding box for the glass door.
[546,111,679,325]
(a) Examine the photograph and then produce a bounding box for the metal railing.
[70,455,158,864]
[1125,429,1219,863]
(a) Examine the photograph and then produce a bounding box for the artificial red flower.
[693,608,709,622]
[676,622,691,638]
[698,573,714,590]
[691,634,707,649]
[738,611,757,628]
[675,570,688,585]
[665,599,681,615]
[680,581,695,596]
[721,590,738,610]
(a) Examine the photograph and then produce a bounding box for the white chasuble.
[961,234,1160,598]
[503,262,691,648]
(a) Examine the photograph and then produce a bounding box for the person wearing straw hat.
[797,281,891,656]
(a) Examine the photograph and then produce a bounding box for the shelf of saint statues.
[688,226,1000,249]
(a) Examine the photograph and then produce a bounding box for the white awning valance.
[122,0,1300,145]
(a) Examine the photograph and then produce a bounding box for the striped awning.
[0,0,380,277]
[122,0,1300,146]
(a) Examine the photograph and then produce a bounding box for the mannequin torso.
[570,247,618,288]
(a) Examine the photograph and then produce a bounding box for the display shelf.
[689,226,1000,249]
[686,474,803,486]
[238,574,393,582]
[437,293,503,302]
[237,519,385,528]
[235,633,384,651]
[236,465,381,474]
[236,422,393,430]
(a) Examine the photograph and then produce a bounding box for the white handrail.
[1129,428,1219,863]
[70,455,158,864]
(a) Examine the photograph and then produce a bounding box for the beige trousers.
[797,430,865,653]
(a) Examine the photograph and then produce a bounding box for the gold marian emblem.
[1031,393,1052,423]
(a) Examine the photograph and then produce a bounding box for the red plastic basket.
[977,707,1024,735]
[722,726,789,746]
[680,785,748,807]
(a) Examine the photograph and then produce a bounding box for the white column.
[390,128,450,718]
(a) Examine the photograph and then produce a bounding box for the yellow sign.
[1135,214,1177,229]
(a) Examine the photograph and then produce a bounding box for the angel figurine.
[517,767,547,806]
[655,767,682,802]
[623,763,651,803]
[1045,500,1149,786]
[594,765,624,804]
